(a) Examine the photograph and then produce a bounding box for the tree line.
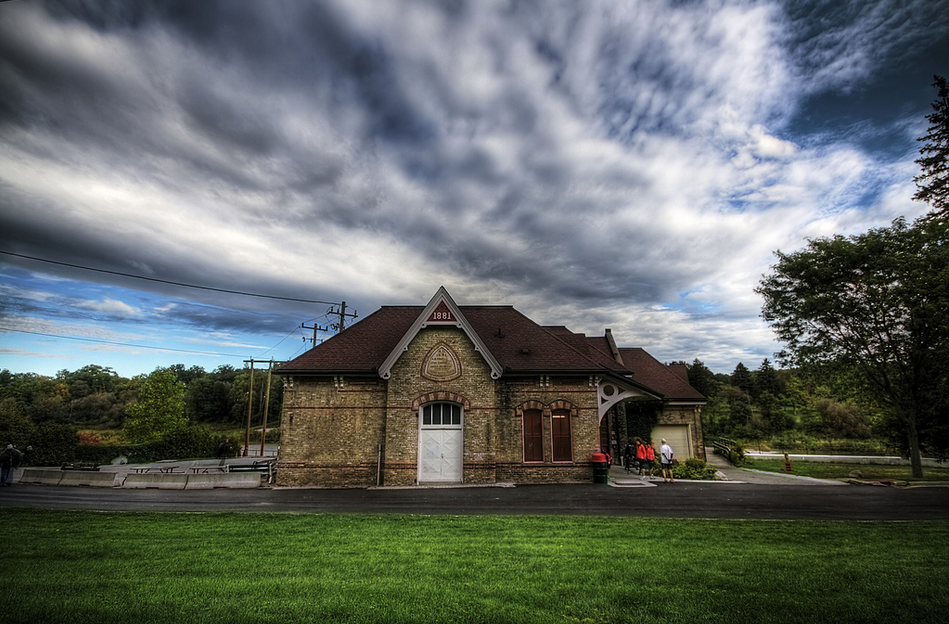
[0,363,282,455]
[688,359,893,445]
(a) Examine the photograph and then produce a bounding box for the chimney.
[605,329,624,365]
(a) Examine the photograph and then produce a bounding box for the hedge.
[68,426,238,466]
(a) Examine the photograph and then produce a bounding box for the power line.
[257,325,304,356]
[0,250,339,306]
[0,326,250,358]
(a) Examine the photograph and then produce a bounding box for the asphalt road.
[2,481,947,520]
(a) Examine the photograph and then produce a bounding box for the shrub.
[671,457,718,480]
[154,425,218,459]
[728,442,746,465]
[27,423,80,467]
[71,426,239,465]
[78,432,102,445]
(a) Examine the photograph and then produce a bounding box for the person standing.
[635,439,647,475]
[0,444,23,486]
[660,438,674,483]
[645,441,656,478]
[623,443,634,473]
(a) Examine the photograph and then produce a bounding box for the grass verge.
[743,459,949,482]
[3,509,947,623]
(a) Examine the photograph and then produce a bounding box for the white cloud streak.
[1,0,945,373]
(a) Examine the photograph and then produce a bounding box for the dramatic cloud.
[1,0,946,376]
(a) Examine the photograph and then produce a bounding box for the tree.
[186,377,233,422]
[754,358,781,399]
[757,217,949,476]
[58,364,119,397]
[914,75,949,220]
[168,364,207,385]
[730,363,754,396]
[719,385,753,432]
[686,359,718,397]
[124,368,188,443]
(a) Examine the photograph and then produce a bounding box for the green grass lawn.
[744,459,949,482]
[3,509,947,624]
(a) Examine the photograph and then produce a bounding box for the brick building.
[275,287,705,487]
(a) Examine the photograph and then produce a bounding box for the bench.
[61,463,100,471]
[190,466,228,474]
[130,466,185,474]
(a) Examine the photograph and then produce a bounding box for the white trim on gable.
[378,286,504,380]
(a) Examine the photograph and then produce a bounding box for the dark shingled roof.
[278,306,419,373]
[277,303,705,402]
[617,348,706,401]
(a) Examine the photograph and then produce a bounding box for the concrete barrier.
[19,467,64,486]
[122,473,189,489]
[19,464,268,489]
[58,470,121,487]
[185,473,262,489]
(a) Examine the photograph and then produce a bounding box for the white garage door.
[651,425,692,460]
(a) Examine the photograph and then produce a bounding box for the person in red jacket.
[645,442,656,477]
[635,439,647,475]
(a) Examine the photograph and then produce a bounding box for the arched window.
[422,402,462,426]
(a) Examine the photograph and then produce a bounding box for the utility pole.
[297,300,357,349]
[259,361,273,458]
[328,300,358,331]
[244,358,276,457]
[243,359,255,457]
[300,322,328,347]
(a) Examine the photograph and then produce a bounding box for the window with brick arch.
[422,402,462,426]
[522,409,543,462]
[551,409,572,462]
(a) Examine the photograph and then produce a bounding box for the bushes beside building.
[73,426,238,465]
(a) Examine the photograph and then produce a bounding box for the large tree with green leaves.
[124,368,188,443]
[914,75,949,220]
[730,362,754,396]
[754,358,781,399]
[686,359,718,398]
[757,217,949,476]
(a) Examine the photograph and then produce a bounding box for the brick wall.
[276,325,703,487]
[276,376,387,487]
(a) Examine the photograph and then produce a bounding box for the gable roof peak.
[377,287,504,380]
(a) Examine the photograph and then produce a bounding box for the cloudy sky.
[1,0,947,378]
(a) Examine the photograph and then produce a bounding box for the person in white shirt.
[660,438,674,483]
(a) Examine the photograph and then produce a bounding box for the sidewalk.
[604,453,848,487]
[608,463,660,487]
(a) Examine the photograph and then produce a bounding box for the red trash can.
[591,452,609,484]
